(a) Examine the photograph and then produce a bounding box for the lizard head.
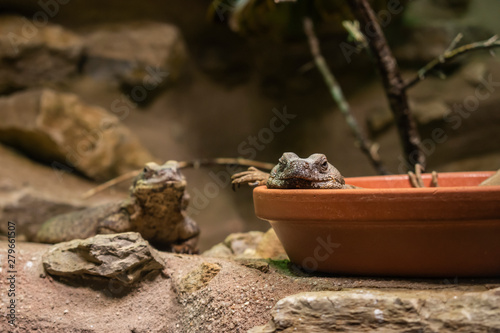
[131,161,186,196]
[267,152,345,189]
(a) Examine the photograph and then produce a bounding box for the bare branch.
[404,35,500,90]
[177,157,274,171]
[303,17,388,175]
[81,158,275,199]
[346,0,425,169]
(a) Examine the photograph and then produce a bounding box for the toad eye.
[143,166,154,177]
[278,158,288,169]
[320,160,328,171]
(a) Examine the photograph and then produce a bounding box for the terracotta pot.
[253,171,500,277]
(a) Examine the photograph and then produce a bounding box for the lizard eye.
[320,160,328,171]
[143,166,154,177]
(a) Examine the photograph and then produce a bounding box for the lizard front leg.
[170,215,200,254]
[96,210,132,234]
[231,167,270,189]
[170,235,199,254]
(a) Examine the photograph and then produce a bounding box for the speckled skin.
[233,153,500,189]
[34,161,200,253]
[267,153,348,189]
[232,152,355,189]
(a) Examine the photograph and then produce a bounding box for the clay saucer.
[253,171,500,277]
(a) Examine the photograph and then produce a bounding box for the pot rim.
[253,171,500,221]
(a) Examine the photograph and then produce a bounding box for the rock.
[0,15,84,93]
[366,106,394,135]
[0,187,84,241]
[224,231,264,256]
[410,99,451,125]
[202,242,234,258]
[250,288,500,333]
[0,88,155,181]
[431,0,471,13]
[367,99,450,133]
[436,152,500,173]
[176,262,222,293]
[0,143,126,240]
[42,232,165,285]
[82,21,187,103]
[203,231,264,259]
[255,228,287,260]
[237,259,270,273]
[460,60,488,86]
[203,229,288,260]
[4,240,500,332]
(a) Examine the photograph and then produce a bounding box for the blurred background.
[0,0,499,250]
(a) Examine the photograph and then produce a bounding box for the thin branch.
[404,34,500,90]
[81,170,140,199]
[303,17,388,175]
[346,0,425,170]
[81,157,275,199]
[177,157,274,170]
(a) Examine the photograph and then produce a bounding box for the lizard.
[32,161,200,253]
[231,152,464,189]
[232,152,359,189]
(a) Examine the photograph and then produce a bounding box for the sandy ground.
[1,240,499,332]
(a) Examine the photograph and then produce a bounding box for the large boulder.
[0,88,155,180]
[0,15,84,93]
[82,21,187,103]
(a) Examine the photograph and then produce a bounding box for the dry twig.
[81,157,275,199]
[303,17,388,175]
[404,34,500,90]
[346,0,425,169]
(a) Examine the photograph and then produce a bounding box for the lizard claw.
[171,243,199,254]
[231,167,269,189]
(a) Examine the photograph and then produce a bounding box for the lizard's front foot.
[408,164,439,188]
[170,236,199,254]
[231,167,269,190]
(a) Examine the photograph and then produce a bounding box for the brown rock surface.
[255,228,287,260]
[1,240,499,332]
[0,88,155,180]
[0,186,83,241]
[0,143,126,239]
[250,288,500,333]
[176,262,221,293]
[42,232,165,285]
[82,21,187,102]
[203,230,264,258]
[203,228,288,260]
[0,15,83,93]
